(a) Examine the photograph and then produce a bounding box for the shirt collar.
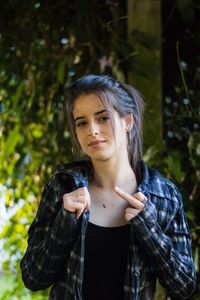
[138,161,174,200]
[56,160,174,200]
[56,160,90,189]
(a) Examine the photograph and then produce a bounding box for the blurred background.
[0,0,199,299]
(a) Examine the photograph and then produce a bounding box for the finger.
[63,187,89,201]
[63,188,90,202]
[125,208,139,222]
[133,192,147,204]
[82,187,91,209]
[114,186,145,209]
[63,188,91,216]
[63,195,74,211]
[125,212,134,222]
[126,207,139,215]
[76,210,81,220]
[114,186,132,203]
[72,202,85,211]
[77,187,90,197]
[64,198,85,219]
[77,195,91,210]
[76,187,91,210]
[76,195,87,204]
[76,206,85,219]
[63,194,77,206]
[63,198,84,212]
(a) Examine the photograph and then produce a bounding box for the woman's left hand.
[114,186,147,222]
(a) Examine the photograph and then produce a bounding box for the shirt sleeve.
[20,174,81,291]
[131,187,196,299]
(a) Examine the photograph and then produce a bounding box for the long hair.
[65,75,145,181]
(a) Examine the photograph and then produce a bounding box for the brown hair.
[65,75,145,180]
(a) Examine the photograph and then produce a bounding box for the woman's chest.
[88,189,129,227]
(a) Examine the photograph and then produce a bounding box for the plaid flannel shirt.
[20,160,196,300]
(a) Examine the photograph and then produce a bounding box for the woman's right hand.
[63,187,91,219]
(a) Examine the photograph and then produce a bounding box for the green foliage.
[0,0,199,299]
[0,272,48,300]
[156,1,200,297]
[0,0,130,298]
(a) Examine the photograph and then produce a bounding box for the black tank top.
[82,222,130,300]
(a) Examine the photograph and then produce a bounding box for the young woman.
[21,75,196,300]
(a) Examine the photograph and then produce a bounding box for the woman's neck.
[91,156,137,189]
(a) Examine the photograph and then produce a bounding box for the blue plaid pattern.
[20,161,196,299]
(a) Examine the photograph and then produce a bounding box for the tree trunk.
[127,0,163,152]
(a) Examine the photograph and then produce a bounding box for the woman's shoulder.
[49,160,91,191]
[37,160,91,213]
[140,161,182,204]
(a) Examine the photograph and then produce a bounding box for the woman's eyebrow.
[74,109,107,122]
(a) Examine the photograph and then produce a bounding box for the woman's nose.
[88,122,99,136]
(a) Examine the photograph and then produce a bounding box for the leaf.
[30,123,44,139]
[143,146,159,165]
[57,61,66,84]
[12,82,24,109]
[0,125,21,161]
[164,152,184,183]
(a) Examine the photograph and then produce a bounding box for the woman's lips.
[88,140,105,146]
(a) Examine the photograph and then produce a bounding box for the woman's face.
[72,93,131,163]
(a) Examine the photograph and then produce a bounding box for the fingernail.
[114,186,119,191]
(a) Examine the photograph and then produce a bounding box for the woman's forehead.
[73,93,112,115]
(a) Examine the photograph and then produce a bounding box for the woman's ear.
[124,113,133,132]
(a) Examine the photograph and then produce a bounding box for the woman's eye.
[76,121,87,127]
[99,116,110,122]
